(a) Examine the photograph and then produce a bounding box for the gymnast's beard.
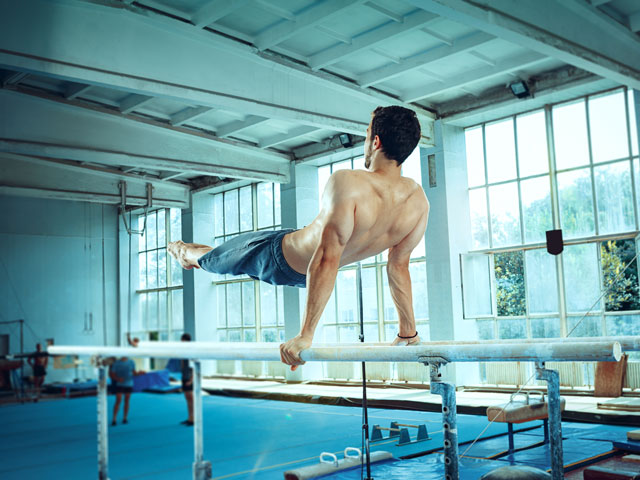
[364,146,372,169]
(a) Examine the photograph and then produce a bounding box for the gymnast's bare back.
[281,168,427,276]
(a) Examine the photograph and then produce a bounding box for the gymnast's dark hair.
[371,106,421,165]
[181,332,191,341]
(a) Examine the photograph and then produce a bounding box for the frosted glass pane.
[384,323,396,342]
[517,110,549,177]
[257,183,274,229]
[489,182,521,247]
[224,190,239,234]
[227,283,241,327]
[138,216,146,251]
[589,91,629,163]
[498,319,526,339]
[594,161,634,234]
[411,235,426,259]
[495,251,526,316]
[354,156,365,171]
[170,255,182,287]
[217,285,226,327]
[531,317,561,338]
[171,289,183,330]
[525,249,558,314]
[521,176,552,244]
[170,209,181,242]
[277,286,284,326]
[239,186,252,232]
[138,252,147,289]
[260,283,276,326]
[553,100,590,170]
[318,165,331,207]
[147,291,158,330]
[321,325,337,343]
[362,267,378,322]
[214,194,224,237]
[606,315,640,336]
[158,291,167,329]
[135,293,146,332]
[363,323,379,342]
[338,325,358,343]
[461,254,492,317]
[228,330,241,342]
[147,212,157,250]
[157,209,166,247]
[557,168,595,238]
[244,329,256,342]
[336,269,357,323]
[261,328,278,342]
[147,250,158,289]
[563,243,600,313]
[242,282,255,326]
[382,273,398,321]
[476,319,495,340]
[158,248,167,288]
[402,147,422,185]
[485,119,517,183]
[629,90,638,156]
[274,184,281,226]
[469,188,489,249]
[465,127,485,187]
[566,316,602,337]
[333,160,351,172]
[409,261,429,320]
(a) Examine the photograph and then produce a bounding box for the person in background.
[126,333,140,347]
[180,333,194,426]
[27,343,48,402]
[110,356,139,426]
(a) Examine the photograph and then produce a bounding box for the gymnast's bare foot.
[167,241,212,270]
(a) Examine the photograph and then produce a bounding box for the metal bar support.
[97,361,109,480]
[536,363,563,480]
[356,263,373,480]
[192,360,211,480]
[429,363,459,480]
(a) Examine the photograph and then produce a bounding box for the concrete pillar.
[422,120,478,384]
[181,193,216,373]
[280,162,319,381]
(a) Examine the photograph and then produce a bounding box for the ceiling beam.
[254,0,295,21]
[217,115,269,138]
[364,1,403,22]
[358,31,494,87]
[255,0,363,51]
[169,106,212,126]
[308,10,439,70]
[64,82,92,100]
[191,0,251,28]
[406,0,640,90]
[314,25,352,44]
[2,71,28,87]
[259,126,318,149]
[2,152,189,192]
[0,138,289,183]
[0,154,189,208]
[6,84,286,162]
[119,93,154,114]
[402,51,546,103]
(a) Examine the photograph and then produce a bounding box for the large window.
[316,149,429,344]
[136,209,183,342]
[463,88,640,342]
[212,183,285,343]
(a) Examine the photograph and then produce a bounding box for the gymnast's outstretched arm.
[387,202,429,346]
[280,173,355,370]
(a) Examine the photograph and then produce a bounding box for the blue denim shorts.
[197,229,307,288]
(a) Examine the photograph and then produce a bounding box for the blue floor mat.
[0,393,630,480]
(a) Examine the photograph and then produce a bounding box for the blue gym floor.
[0,392,633,479]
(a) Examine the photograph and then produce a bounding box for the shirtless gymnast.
[168,105,429,370]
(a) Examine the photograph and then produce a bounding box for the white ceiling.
[0,0,638,208]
